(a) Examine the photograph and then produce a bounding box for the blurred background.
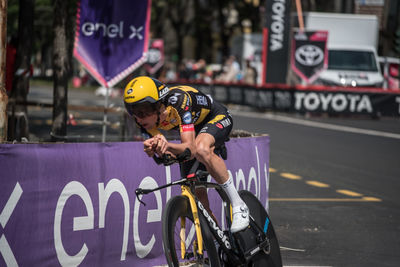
[2,2,400,266]
[2,0,400,142]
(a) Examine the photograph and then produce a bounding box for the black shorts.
[181,101,233,180]
[195,101,233,147]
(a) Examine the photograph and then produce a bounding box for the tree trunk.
[51,0,70,141]
[0,0,7,142]
[217,0,230,59]
[8,0,35,141]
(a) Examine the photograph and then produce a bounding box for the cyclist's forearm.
[167,142,196,158]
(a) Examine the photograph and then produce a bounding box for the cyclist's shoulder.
[169,84,201,94]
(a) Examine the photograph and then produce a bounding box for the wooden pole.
[0,0,7,142]
[295,0,305,31]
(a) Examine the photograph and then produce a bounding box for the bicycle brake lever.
[135,188,147,206]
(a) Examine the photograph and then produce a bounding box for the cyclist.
[123,76,249,233]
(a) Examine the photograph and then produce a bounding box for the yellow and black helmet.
[123,76,169,116]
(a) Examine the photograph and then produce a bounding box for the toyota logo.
[295,45,324,66]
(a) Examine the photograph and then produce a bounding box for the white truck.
[305,12,384,88]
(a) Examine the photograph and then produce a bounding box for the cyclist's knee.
[194,141,212,164]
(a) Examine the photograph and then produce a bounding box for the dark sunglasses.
[126,102,159,118]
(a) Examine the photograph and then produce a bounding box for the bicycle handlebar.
[136,149,193,206]
[152,148,192,166]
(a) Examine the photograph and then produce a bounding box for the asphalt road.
[231,109,400,267]
[26,85,400,266]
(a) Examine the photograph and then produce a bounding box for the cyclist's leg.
[180,160,218,223]
[195,114,249,233]
[195,186,219,224]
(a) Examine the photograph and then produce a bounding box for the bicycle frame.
[135,149,269,265]
[136,177,244,265]
[180,184,203,258]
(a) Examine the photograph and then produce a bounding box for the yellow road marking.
[269,198,381,202]
[306,180,330,188]
[280,173,302,180]
[336,189,363,197]
[271,170,381,202]
[362,196,382,202]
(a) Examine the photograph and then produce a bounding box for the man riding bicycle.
[123,76,249,233]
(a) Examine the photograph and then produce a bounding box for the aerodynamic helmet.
[123,76,169,117]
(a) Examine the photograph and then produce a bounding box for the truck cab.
[316,45,383,87]
[304,12,384,88]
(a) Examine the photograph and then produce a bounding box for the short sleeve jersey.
[141,85,212,137]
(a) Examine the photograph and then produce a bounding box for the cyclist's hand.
[154,134,168,156]
[143,138,156,157]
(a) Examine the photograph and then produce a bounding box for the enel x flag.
[73,0,152,87]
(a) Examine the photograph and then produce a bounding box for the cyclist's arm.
[152,129,196,158]
[153,89,197,157]
[168,129,196,157]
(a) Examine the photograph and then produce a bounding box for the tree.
[165,0,193,61]
[0,0,7,142]
[51,0,75,140]
[8,0,35,141]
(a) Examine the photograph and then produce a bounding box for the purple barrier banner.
[0,136,270,266]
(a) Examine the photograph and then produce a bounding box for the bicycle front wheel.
[162,195,221,267]
[237,190,282,267]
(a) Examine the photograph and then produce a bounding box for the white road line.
[232,110,400,140]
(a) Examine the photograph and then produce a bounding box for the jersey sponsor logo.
[168,93,181,105]
[192,111,201,123]
[183,111,192,124]
[181,95,188,110]
[216,123,223,129]
[199,126,208,133]
[159,87,169,98]
[180,124,194,132]
[220,118,231,128]
[196,95,208,106]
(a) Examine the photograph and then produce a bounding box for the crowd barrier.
[0,136,270,266]
[169,80,400,117]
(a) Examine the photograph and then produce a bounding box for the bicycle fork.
[180,185,204,258]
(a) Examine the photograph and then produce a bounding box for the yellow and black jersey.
[140,85,231,139]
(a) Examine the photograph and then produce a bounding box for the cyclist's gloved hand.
[153,134,168,156]
[143,138,156,157]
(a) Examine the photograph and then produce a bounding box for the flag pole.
[295,0,304,31]
[101,86,109,142]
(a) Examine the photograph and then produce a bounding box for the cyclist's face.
[132,103,158,129]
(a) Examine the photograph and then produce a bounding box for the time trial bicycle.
[135,146,282,266]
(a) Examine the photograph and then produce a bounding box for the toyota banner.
[73,0,151,87]
[263,0,292,84]
[291,29,329,84]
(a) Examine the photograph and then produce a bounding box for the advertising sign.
[73,0,151,87]
[263,0,292,84]
[0,137,270,266]
[144,39,164,75]
[291,30,329,83]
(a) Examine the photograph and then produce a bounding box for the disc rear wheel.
[236,190,282,267]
